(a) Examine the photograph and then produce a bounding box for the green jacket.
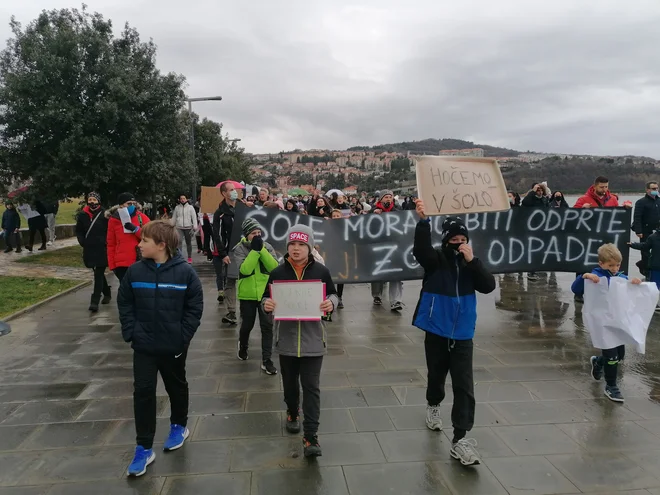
[233,238,279,301]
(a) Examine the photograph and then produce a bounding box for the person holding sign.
[262,225,338,458]
[107,192,150,284]
[412,200,496,467]
[234,218,280,375]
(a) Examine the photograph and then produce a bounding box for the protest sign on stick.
[200,186,224,214]
[415,156,510,216]
[270,280,326,321]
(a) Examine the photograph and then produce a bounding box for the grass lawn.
[16,245,85,268]
[0,275,80,319]
[0,199,82,225]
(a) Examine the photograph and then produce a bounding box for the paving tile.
[315,408,356,434]
[392,386,436,405]
[485,455,579,495]
[0,486,51,495]
[487,365,568,381]
[0,425,38,450]
[474,382,536,402]
[556,421,660,452]
[2,400,89,425]
[252,466,349,495]
[490,400,587,425]
[147,440,232,476]
[0,384,87,403]
[430,460,509,495]
[194,412,282,440]
[492,424,581,455]
[343,461,451,495]
[246,391,284,412]
[77,397,168,422]
[386,405,426,430]
[320,388,368,408]
[207,361,261,376]
[546,453,660,491]
[377,356,426,370]
[623,397,660,419]
[636,419,660,435]
[218,375,281,392]
[161,473,250,495]
[21,421,116,450]
[376,429,451,462]
[229,436,306,471]
[519,380,588,399]
[320,371,351,388]
[441,427,515,458]
[314,432,386,467]
[0,452,43,486]
[321,357,385,371]
[347,370,425,387]
[568,398,644,422]
[188,393,246,415]
[344,345,400,357]
[359,386,400,406]
[46,478,166,495]
[350,407,394,432]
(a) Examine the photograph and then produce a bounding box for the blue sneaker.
[127,446,155,477]
[163,424,189,451]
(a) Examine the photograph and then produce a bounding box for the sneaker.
[425,405,443,431]
[261,359,278,375]
[47,241,53,246]
[3,247,12,253]
[655,304,660,313]
[373,296,382,306]
[127,446,155,477]
[605,385,624,403]
[223,312,238,325]
[88,301,99,313]
[337,298,344,309]
[237,341,248,361]
[163,424,189,451]
[286,414,301,434]
[25,245,33,252]
[101,294,112,305]
[38,245,47,251]
[391,301,404,312]
[303,436,322,457]
[574,294,584,304]
[590,356,603,381]
[187,257,193,264]
[217,290,225,303]
[450,438,481,466]
[15,248,22,253]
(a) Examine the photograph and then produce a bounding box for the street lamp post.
[186,96,222,205]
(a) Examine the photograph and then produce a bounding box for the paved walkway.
[2,261,660,494]
[0,237,89,281]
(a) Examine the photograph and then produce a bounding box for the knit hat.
[242,217,262,237]
[380,190,394,202]
[441,216,469,244]
[117,192,135,205]
[87,192,101,203]
[286,224,315,253]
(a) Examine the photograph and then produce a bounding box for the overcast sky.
[3,1,660,157]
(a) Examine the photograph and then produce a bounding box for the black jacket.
[118,255,204,355]
[75,206,108,268]
[212,201,235,258]
[521,192,549,208]
[633,194,660,236]
[630,232,660,270]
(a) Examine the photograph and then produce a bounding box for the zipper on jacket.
[449,259,461,346]
[153,265,159,335]
[428,296,435,320]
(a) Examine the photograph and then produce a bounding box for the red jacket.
[106,205,150,270]
[574,186,619,208]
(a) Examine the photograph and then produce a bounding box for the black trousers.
[28,226,46,248]
[337,284,344,298]
[424,332,475,439]
[113,267,129,284]
[91,267,111,302]
[133,350,189,449]
[597,345,625,386]
[279,354,323,438]
[239,300,274,361]
[4,231,21,250]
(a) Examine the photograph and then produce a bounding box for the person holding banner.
[370,191,404,311]
[262,225,339,458]
[412,200,496,467]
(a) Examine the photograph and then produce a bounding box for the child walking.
[234,218,280,375]
[2,201,22,253]
[262,225,338,457]
[412,200,496,466]
[571,243,641,402]
[118,221,204,476]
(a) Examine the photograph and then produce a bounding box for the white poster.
[118,207,133,233]
[271,281,326,321]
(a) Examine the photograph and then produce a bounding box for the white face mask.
[229,190,238,201]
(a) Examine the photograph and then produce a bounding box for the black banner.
[228,204,631,283]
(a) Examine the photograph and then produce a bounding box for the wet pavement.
[2,259,660,494]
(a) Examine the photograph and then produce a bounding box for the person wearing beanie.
[262,224,339,458]
[106,192,150,284]
[75,192,111,312]
[2,201,22,253]
[370,190,404,310]
[411,200,496,467]
[233,217,280,375]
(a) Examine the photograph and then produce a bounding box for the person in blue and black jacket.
[412,200,496,467]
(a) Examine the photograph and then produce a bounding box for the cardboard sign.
[415,156,510,216]
[200,186,224,214]
[270,280,326,321]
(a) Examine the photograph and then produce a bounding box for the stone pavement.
[2,262,660,495]
[0,237,89,281]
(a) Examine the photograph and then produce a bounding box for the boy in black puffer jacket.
[629,227,660,307]
[118,220,203,477]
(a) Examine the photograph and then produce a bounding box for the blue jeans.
[212,256,226,291]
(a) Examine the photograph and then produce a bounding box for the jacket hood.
[592,266,622,278]
[105,203,143,219]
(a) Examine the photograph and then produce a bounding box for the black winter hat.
[117,192,135,205]
[441,216,469,244]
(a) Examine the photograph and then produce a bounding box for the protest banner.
[228,204,631,284]
[200,186,223,214]
[270,280,326,321]
[415,156,510,216]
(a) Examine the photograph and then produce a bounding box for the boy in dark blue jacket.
[118,220,204,477]
[412,200,496,466]
[571,243,641,403]
[2,202,22,253]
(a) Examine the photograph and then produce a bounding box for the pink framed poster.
[270,280,326,321]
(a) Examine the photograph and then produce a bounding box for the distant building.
[439,148,484,157]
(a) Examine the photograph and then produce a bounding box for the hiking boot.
[38,245,47,251]
[337,298,344,309]
[127,446,155,477]
[261,359,278,375]
[425,405,443,431]
[286,414,301,434]
[391,301,404,312]
[450,438,481,466]
[605,385,624,403]
[237,341,248,361]
[88,301,99,313]
[303,436,322,457]
[373,296,382,306]
[101,294,112,305]
[163,424,189,451]
[217,290,225,303]
[590,356,603,381]
[223,312,237,325]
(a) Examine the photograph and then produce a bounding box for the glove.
[250,235,264,252]
[124,222,138,233]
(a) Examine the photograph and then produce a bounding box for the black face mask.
[88,203,100,210]
[383,202,391,208]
